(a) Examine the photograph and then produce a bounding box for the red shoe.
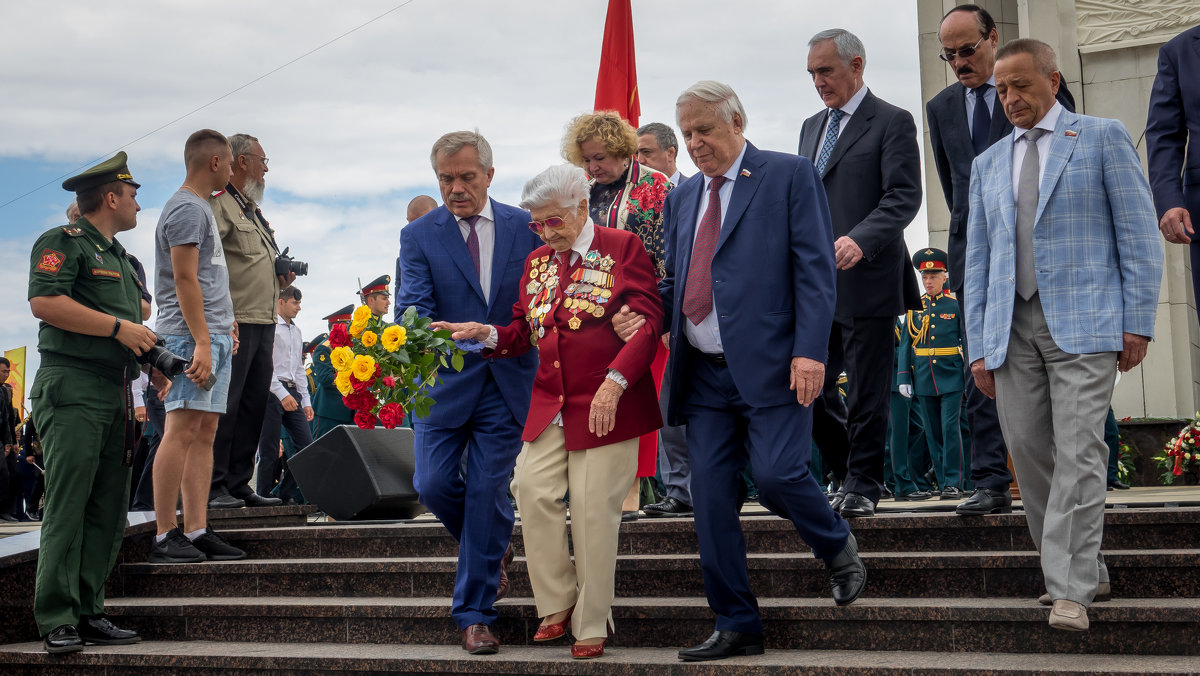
[532,606,574,642]
[571,639,606,659]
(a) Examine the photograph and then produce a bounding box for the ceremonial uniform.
[27,154,144,641]
[888,318,932,499]
[312,307,354,437]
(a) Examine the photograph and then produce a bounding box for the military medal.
[568,316,582,330]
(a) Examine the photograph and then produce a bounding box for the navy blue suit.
[661,142,851,634]
[397,199,540,629]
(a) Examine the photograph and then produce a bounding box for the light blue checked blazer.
[964,109,1163,370]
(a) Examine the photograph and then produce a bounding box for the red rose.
[378,402,405,429]
[382,376,396,387]
[354,411,377,429]
[329,323,351,348]
[351,376,372,393]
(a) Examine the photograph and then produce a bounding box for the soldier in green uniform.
[358,275,391,319]
[898,248,966,499]
[312,306,355,437]
[27,152,157,653]
[889,317,934,500]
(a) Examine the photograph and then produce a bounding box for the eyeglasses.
[243,154,269,167]
[939,35,986,62]
[528,217,567,234]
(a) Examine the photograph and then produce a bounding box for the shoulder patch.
[36,249,66,274]
[61,226,83,237]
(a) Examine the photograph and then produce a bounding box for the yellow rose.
[330,346,354,372]
[334,370,353,396]
[349,319,367,337]
[381,325,407,352]
[361,330,378,347]
[352,305,372,323]
[352,354,377,381]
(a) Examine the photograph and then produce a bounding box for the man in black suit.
[799,28,923,518]
[925,4,1075,516]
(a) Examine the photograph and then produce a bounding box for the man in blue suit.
[965,40,1162,632]
[397,131,540,655]
[1147,25,1200,312]
[655,81,865,661]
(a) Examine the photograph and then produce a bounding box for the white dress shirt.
[1010,102,1063,202]
[818,84,870,142]
[457,199,496,301]
[669,170,683,186]
[270,314,311,409]
[684,141,749,354]
[965,75,997,136]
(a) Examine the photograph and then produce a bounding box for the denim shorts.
[161,333,234,414]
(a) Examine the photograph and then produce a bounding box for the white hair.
[519,164,589,211]
[808,28,866,65]
[675,80,748,130]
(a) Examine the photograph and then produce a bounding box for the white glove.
[898,384,913,399]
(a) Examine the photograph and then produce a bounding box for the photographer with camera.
[206,133,301,509]
[149,130,246,565]
[27,152,156,653]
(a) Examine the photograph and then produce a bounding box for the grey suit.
[658,173,691,506]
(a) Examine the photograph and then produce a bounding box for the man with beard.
[207,133,294,509]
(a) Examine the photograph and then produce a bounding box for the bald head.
[407,195,438,223]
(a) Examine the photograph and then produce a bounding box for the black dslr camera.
[138,339,217,391]
[275,247,308,277]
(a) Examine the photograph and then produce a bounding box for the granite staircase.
[1,505,1198,674]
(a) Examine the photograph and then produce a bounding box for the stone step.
[2,624,1200,675]
[112,550,1200,600]
[88,596,1200,656]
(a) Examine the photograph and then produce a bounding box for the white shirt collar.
[462,199,495,225]
[275,314,292,327]
[1011,101,1063,143]
[702,140,749,192]
[669,170,683,185]
[837,84,869,117]
[569,218,596,260]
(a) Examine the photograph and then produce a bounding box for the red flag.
[594,0,640,126]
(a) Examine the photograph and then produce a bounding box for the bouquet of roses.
[328,304,465,429]
[1155,414,1200,484]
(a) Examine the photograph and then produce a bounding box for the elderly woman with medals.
[434,164,663,659]
[562,111,673,519]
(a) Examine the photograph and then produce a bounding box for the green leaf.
[451,353,464,372]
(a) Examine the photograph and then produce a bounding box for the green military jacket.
[898,291,964,397]
[27,218,143,380]
[311,341,354,423]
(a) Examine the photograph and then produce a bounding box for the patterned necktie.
[815,108,844,174]
[971,84,992,156]
[681,176,728,325]
[465,214,481,276]
[1015,128,1045,300]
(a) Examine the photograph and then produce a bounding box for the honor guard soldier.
[27,153,156,653]
[311,306,355,437]
[898,248,966,499]
[889,317,934,500]
[358,275,392,319]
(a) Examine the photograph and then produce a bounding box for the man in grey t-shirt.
[148,129,246,566]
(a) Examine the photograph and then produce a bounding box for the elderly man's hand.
[430,321,490,342]
[971,359,995,399]
[1160,207,1194,245]
[611,304,645,343]
[589,379,623,437]
[789,357,824,406]
[1118,333,1150,372]
[834,236,864,270]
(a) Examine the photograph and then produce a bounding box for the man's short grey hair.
[228,133,259,159]
[676,81,748,130]
[519,164,589,212]
[430,130,493,172]
[809,28,866,65]
[996,38,1059,77]
[637,122,678,153]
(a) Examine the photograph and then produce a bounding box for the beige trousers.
[511,425,638,641]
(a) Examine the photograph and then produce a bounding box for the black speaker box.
[288,425,427,520]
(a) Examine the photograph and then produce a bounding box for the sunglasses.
[528,217,568,234]
[939,35,986,62]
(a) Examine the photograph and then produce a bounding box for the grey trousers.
[657,364,692,504]
[993,294,1113,606]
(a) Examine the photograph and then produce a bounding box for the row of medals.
[525,252,617,342]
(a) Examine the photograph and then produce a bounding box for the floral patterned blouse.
[588,159,672,280]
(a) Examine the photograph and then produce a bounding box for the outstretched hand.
[430,321,490,342]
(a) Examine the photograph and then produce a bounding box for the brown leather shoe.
[462,623,499,654]
[495,544,514,602]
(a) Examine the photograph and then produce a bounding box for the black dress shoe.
[43,624,83,654]
[896,490,933,501]
[678,630,764,661]
[839,492,875,518]
[207,493,245,509]
[939,486,964,500]
[621,510,639,522]
[78,615,141,645]
[826,533,867,606]
[955,487,1013,516]
[1108,479,1131,490]
[642,496,694,517]
[829,490,846,512]
[238,492,283,507]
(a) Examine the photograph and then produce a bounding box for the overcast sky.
[0,0,929,404]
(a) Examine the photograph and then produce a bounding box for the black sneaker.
[148,527,206,563]
[192,526,246,561]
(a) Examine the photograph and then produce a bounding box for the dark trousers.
[811,317,893,503]
[211,322,275,498]
[131,383,166,511]
[959,311,1012,491]
[412,374,522,629]
[0,452,18,516]
[683,354,850,634]
[257,384,314,498]
[887,391,930,495]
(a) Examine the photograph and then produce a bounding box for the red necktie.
[681,176,727,325]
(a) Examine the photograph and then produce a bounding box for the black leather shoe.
[896,490,933,501]
[940,486,964,500]
[1108,479,1131,490]
[839,492,875,518]
[238,492,283,507]
[78,615,141,645]
[678,630,764,661]
[829,490,846,512]
[43,624,83,654]
[207,493,245,509]
[880,486,894,500]
[642,496,694,517]
[955,487,1013,516]
[621,510,639,522]
[826,533,866,606]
